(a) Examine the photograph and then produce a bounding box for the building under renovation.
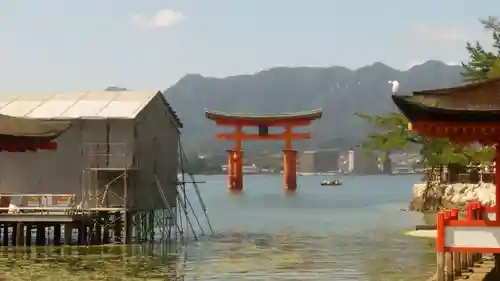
[0,91,189,244]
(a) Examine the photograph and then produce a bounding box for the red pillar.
[283,149,297,191]
[227,150,235,190]
[496,144,500,221]
[232,150,244,192]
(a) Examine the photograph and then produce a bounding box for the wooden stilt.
[77,225,83,245]
[114,212,122,243]
[495,254,500,277]
[149,210,155,241]
[2,224,8,246]
[93,221,102,245]
[445,252,453,281]
[25,225,32,246]
[54,224,61,245]
[15,223,24,246]
[11,223,17,246]
[102,212,110,244]
[64,224,72,245]
[81,225,88,245]
[124,211,132,244]
[36,225,45,245]
[437,252,445,281]
[453,252,461,277]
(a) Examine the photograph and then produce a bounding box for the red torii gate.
[205,109,322,193]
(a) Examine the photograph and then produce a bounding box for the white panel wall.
[0,119,135,209]
[445,226,500,249]
[0,121,84,201]
[134,94,180,211]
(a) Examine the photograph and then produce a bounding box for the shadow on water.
[0,243,183,281]
[0,230,436,281]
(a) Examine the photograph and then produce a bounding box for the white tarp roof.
[0,91,159,119]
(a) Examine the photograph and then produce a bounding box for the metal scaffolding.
[77,140,212,245]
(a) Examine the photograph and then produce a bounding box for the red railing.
[434,202,498,281]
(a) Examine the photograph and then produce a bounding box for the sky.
[0,0,498,93]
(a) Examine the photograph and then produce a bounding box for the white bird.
[388,80,400,94]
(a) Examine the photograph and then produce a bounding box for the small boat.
[320,180,342,186]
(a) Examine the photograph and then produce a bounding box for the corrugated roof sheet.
[0,91,158,119]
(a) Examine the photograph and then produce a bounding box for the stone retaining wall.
[410,182,496,211]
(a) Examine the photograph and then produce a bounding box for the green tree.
[461,17,500,82]
[357,16,499,178]
[460,16,500,162]
[355,113,417,173]
[355,112,467,173]
[488,58,500,78]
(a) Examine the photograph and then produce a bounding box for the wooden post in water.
[148,210,155,241]
[77,225,83,245]
[460,252,467,272]
[453,252,461,277]
[15,223,24,246]
[64,224,72,245]
[445,252,454,281]
[124,211,133,244]
[81,225,88,245]
[495,254,500,277]
[11,223,17,246]
[467,252,474,269]
[36,225,45,245]
[437,252,445,281]
[102,212,109,244]
[25,225,32,246]
[54,224,61,245]
[113,212,122,243]
[93,221,102,245]
[2,224,8,246]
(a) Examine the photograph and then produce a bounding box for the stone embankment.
[410,182,496,211]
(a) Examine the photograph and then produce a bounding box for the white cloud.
[131,9,184,29]
[410,23,467,43]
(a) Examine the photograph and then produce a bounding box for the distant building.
[347,150,355,173]
[353,148,382,175]
[221,164,261,174]
[298,151,316,173]
[298,149,340,173]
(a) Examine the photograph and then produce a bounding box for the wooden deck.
[0,213,94,223]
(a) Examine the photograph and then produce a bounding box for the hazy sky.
[0,0,497,93]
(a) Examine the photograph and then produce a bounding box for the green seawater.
[0,175,436,280]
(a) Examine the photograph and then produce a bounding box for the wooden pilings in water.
[0,211,132,246]
[435,251,484,281]
[0,209,176,246]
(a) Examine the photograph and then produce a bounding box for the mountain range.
[161,60,463,155]
[109,60,464,155]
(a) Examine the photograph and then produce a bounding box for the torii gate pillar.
[227,149,243,191]
[283,149,297,191]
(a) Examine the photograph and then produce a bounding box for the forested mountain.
[163,60,463,155]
